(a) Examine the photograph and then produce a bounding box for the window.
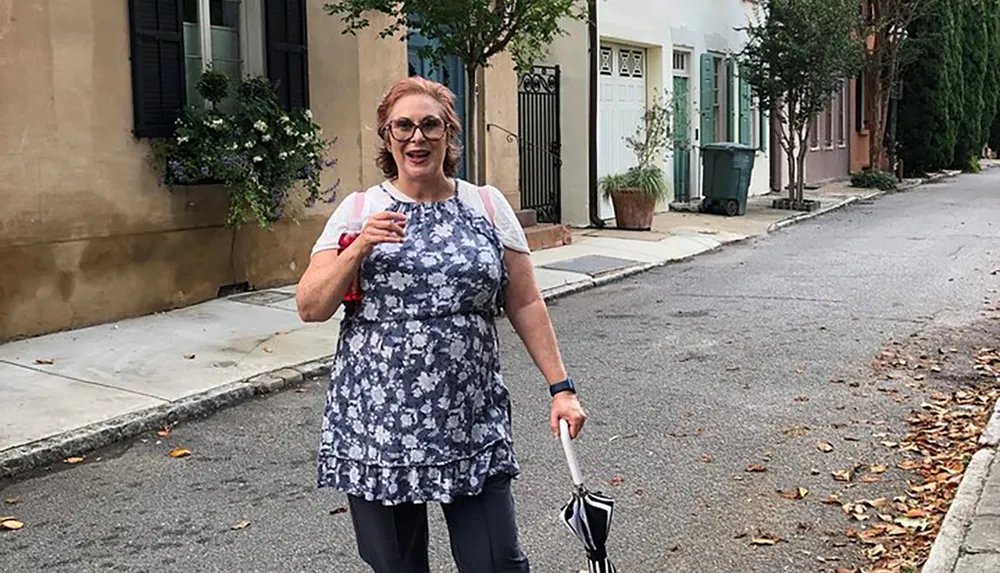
[713,57,729,142]
[673,51,688,74]
[182,0,264,110]
[128,0,309,138]
[836,82,847,147]
[600,46,613,76]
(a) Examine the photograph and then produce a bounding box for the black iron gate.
[517,65,562,223]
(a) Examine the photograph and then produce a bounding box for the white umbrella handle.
[559,419,584,487]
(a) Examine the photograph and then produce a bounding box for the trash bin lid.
[700,142,757,152]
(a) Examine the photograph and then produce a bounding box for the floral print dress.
[316,184,520,505]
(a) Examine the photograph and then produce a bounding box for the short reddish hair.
[375,76,464,179]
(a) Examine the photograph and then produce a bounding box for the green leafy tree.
[953,0,989,170]
[979,0,1000,149]
[323,0,587,184]
[737,0,866,205]
[897,0,957,173]
[863,0,927,171]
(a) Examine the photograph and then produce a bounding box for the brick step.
[524,223,572,252]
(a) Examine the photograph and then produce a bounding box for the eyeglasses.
[383,116,449,142]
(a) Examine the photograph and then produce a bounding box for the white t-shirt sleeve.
[311,191,366,257]
[482,185,531,254]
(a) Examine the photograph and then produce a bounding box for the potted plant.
[600,91,673,230]
[151,69,337,229]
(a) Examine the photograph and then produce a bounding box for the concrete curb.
[0,170,968,480]
[922,448,996,573]
[0,359,332,478]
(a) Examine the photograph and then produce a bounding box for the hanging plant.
[152,70,338,229]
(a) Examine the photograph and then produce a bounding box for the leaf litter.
[829,339,999,571]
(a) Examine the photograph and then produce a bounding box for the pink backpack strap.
[476,186,496,224]
[353,191,366,219]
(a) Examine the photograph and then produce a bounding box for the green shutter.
[739,75,752,146]
[726,59,735,141]
[700,53,715,144]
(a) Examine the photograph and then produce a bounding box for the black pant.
[347,474,531,573]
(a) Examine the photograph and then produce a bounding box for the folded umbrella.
[558,419,618,573]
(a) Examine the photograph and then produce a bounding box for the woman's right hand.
[355,211,408,255]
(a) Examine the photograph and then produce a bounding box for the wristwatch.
[549,377,576,397]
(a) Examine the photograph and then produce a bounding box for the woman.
[297,76,586,573]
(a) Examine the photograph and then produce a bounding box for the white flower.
[280,115,290,123]
[285,125,295,135]
[230,143,238,150]
[278,151,288,159]
[244,141,254,149]
[304,109,313,119]
[253,120,268,132]
[262,134,271,142]
[176,135,189,144]
[252,155,263,162]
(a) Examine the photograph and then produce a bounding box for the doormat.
[540,255,641,277]
[229,290,295,307]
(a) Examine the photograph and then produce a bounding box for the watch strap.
[549,377,576,397]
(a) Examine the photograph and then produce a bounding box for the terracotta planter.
[610,189,657,230]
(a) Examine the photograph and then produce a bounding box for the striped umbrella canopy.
[558,419,618,573]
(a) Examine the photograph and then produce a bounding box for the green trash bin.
[699,142,757,216]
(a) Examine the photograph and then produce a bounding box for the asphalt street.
[3,170,1000,573]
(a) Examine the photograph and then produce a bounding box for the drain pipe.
[587,0,605,228]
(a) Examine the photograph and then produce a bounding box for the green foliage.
[737,0,866,198]
[953,0,990,170]
[850,168,898,191]
[980,0,1000,145]
[152,73,335,229]
[600,91,673,201]
[323,0,587,73]
[897,0,957,174]
[600,167,667,201]
[197,69,231,107]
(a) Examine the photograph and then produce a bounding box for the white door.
[598,43,647,222]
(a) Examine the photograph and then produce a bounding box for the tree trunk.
[786,104,797,200]
[796,143,809,202]
[465,64,481,184]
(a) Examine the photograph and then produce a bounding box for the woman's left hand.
[550,393,586,439]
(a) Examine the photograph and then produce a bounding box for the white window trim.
[837,83,849,149]
[193,0,265,77]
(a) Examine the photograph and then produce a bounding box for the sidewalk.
[923,408,1000,572]
[0,174,954,478]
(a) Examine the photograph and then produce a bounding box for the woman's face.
[384,94,450,181]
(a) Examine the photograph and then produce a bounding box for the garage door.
[598,43,647,222]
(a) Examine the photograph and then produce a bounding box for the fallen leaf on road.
[816,442,834,453]
[330,506,347,515]
[794,396,810,402]
[183,354,196,360]
[263,347,273,354]
[745,464,767,473]
[700,453,714,463]
[778,488,809,500]
[832,468,855,482]
[231,520,251,530]
[751,535,781,546]
[33,358,53,365]
[63,456,85,464]
[609,476,623,486]
[0,518,23,531]
[782,426,810,437]
[861,474,882,483]
[295,387,308,393]
[893,516,930,531]
[157,426,173,438]
[821,494,842,505]
[168,447,191,458]
[869,464,888,474]
[4,498,17,505]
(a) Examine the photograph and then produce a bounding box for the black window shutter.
[128,0,186,138]
[265,0,310,111]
